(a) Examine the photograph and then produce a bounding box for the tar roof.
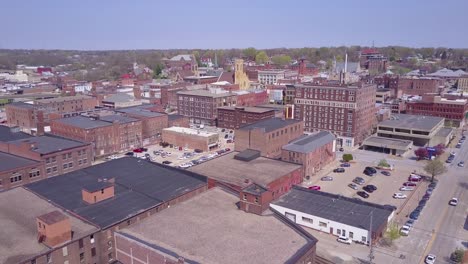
[282,131,335,153]
[26,157,206,228]
[238,118,301,133]
[98,114,139,124]
[188,152,301,188]
[177,89,234,98]
[53,116,111,129]
[271,186,393,232]
[116,106,165,118]
[167,114,185,121]
[0,126,32,142]
[119,187,313,264]
[8,102,36,109]
[0,188,97,264]
[7,135,88,154]
[0,151,40,171]
[217,106,274,113]
[36,95,92,104]
[379,114,444,131]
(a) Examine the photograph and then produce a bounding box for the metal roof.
[272,186,393,232]
[26,157,207,228]
[282,131,335,153]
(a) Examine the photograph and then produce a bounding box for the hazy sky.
[2,0,467,50]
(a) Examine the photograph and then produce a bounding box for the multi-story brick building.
[116,105,168,145]
[359,48,387,74]
[281,131,336,179]
[168,114,190,127]
[50,115,142,157]
[374,74,399,95]
[0,152,44,191]
[234,89,268,106]
[293,82,377,148]
[177,89,236,126]
[162,127,219,151]
[235,118,304,158]
[217,106,275,129]
[398,77,441,96]
[6,95,98,134]
[406,95,468,127]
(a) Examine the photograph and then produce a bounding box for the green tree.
[450,248,465,263]
[271,55,292,67]
[243,47,257,60]
[255,51,269,64]
[423,159,447,182]
[342,154,353,162]
[384,222,401,245]
[378,159,390,168]
[153,63,164,78]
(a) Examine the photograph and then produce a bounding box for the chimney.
[36,211,72,248]
[82,180,115,204]
[344,53,348,73]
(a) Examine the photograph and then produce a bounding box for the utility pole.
[368,212,375,264]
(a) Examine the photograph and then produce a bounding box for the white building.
[270,186,394,244]
[74,82,93,93]
[258,70,297,85]
[0,70,29,82]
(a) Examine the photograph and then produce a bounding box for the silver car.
[321,176,334,181]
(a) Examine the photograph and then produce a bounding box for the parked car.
[348,183,358,190]
[224,134,229,139]
[458,161,465,167]
[353,177,365,185]
[410,211,420,220]
[141,147,148,152]
[408,177,422,182]
[162,160,172,165]
[217,149,226,155]
[426,188,434,195]
[227,139,233,143]
[381,171,391,176]
[422,194,431,201]
[308,185,321,191]
[333,168,345,173]
[456,143,462,148]
[336,235,352,245]
[125,152,134,156]
[450,151,456,156]
[405,219,415,228]
[106,155,118,160]
[194,149,203,153]
[221,128,225,132]
[425,254,436,264]
[321,176,334,181]
[357,191,370,199]
[179,163,192,169]
[341,162,351,167]
[446,158,453,163]
[403,182,417,187]
[399,186,414,191]
[133,148,143,153]
[225,148,231,151]
[419,199,427,206]
[363,167,377,176]
[428,181,438,189]
[393,193,407,199]
[400,225,411,236]
[339,147,344,152]
[449,198,458,206]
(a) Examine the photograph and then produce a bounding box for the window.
[46,253,52,264]
[243,194,247,200]
[83,159,87,164]
[108,253,113,262]
[302,216,313,224]
[361,236,367,242]
[319,221,327,228]
[90,234,95,244]
[62,154,67,160]
[349,232,354,239]
[68,162,73,168]
[53,166,58,172]
[10,173,22,183]
[29,169,41,178]
[337,229,341,235]
[79,252,84,263]
[62,246,68,257]
[63,163,68,169]
[107,240,113,250]
[91,247,96,257]
[79,238,84,249]
[47,168,52,174]
[255,197,259,204]
[67,153,72,158]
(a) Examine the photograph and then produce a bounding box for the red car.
[308,186,321,191]
[403,182,417,187]
[133,148,143,153]
[408,177,422,182]
[225,148,231,151]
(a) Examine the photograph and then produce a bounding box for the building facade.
[406,95,468,127]
[234,118,304,158]
[162,127,219,151]
[293,83,377,148]
[217,106,275,129]
[398,77,440,96]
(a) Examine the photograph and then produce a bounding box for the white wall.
[270,204,370,243]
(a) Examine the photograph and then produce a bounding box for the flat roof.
[53,116,111,129]
[238,118,301,133]
[188,152,301,188]
[26,157,206,228]
[177,89,234,98]
[118,187,314,264]
[167,114,185,121]
[435,127,453,138]
[0,126,32,142]
[379,114,444,131]
[282,131,335,153]
[98,114,139,124]
[7,135,88,154]
[272,186,393,232]
[0,151,40,171]
[217,106,274,113]
[163,127,218,137]
[36,95,92,104]
[362,136,412,149]
[0,188,97,264]
[116,106,165,118]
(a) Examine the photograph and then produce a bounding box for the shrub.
[342,154,353,162]
[378,159,390,168]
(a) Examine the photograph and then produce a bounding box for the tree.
[243,47,257,60]
[378,159,390,168]
[342,154,353,162]
[450,248,465,263]
[424,159,447,182]
[414,147,429,160]
[255,51,269,65]
[434,143,446,156]
[384,222,401,245]
[271,55,292,67]
[153,63,164,78]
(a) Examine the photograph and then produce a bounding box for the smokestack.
[344,53,348,73]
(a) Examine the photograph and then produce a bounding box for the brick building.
[0,152,44,191]
[234,118,304,158]
[406,95,468,127]
[234,89,269,106]
[217,106,275,129]
[114,187,317,264]
[167,114,190,128]
[177,89,236,126]
[189,150,303,213]
[25,157,207,264]
[398,77,441,96]
[293,83,377,148]
[116,105,168,145]
[281,131,336,179]
[359,48,387,74]
[374,74,399,95]
[50,115,142,157]
[6,95,98,134]
[162,127,219,151]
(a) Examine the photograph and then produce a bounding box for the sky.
[1,0,467,50]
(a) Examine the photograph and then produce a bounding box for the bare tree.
[424,159,447,182]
